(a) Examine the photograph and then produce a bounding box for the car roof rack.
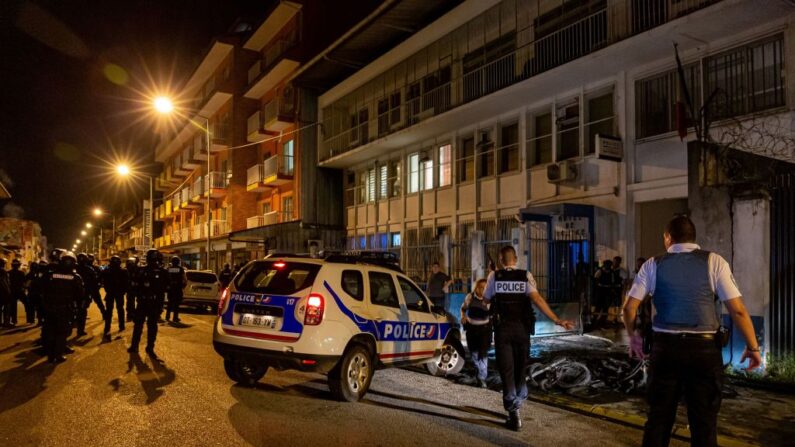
[322,250,403,273]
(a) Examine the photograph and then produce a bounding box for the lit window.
[408,153,420,193]
[438,144,451,186]
[421,156,433,191]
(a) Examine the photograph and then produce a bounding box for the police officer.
[101,255,129,337]
[42,251,84,363]
[128,249,167,359]
[125,257,139,322]
[75,253,97,336]
[87,254,106,315]
[483,246,574,431]
[33,260,49,326]
[24,262,40,324]
[623,216,762,447]
[0,258,10,328]
[165,256,187,323]
[218,263,233,289]
[7,259,26,327]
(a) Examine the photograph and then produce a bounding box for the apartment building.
[314,0,795,351]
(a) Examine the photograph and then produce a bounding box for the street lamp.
[81,230,87,236]
[153,95,212,270]
[116,163,154,251]
[93,207,117,258]
[86,222,92,228]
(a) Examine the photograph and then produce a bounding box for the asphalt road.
[0,303,682,447]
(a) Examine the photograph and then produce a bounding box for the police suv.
[213,253,464,402]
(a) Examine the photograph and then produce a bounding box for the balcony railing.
[247,111,263,142]
[320,0,720,162]
[248,38,297,87]
[262,94,295,132]
[210,220,229,237]
[205,171,228,197]
[247,164,265,189]
[173,193,182,210]
[263,154,294,178]
[246,211,282,229]
[192,177,203,200]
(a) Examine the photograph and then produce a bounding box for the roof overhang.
[182,41,234,96]
[244,1,302,51]
[243,58,300,99]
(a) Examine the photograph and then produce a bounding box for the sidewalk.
[458,327,795,447]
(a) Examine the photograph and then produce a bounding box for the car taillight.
[304,293,324,326]
[218,287,229,316]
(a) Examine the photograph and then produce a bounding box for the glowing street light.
[116,164,130,176]
[81,230,87,236]
[86,222,93,228]
[94,207,104,216]
[153,96,174,114]
[75,239,81,244]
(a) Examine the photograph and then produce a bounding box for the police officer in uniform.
[125,257,139,322]
[128,249,167,359]
[218,263,233,290]
[33,260,49,326]
[7,259,26,327]
[165,256,187,323]
[24,262,40,324]
[623,216,762,447]
[483,246,575,430]
[87,254,106,315]
[75,253,97,336]
[42,252,84,363]
[101,255,129,337]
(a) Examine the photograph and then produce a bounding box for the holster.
[718,325,731,347]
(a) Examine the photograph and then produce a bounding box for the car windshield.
[187,272,217,284]
[234,261,320,295]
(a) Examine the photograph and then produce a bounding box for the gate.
[404,226,445,286]
[521,204,595,336]
[771,173,794,359]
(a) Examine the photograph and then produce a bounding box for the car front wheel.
[425,338,465,377]
[329,344,374,402]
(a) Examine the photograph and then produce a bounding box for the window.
[528,112,553,166]
[636,64,701,139]
[389,92,402,126]
[705,34,785,121]
[557,100,580,160]
[282,140,294,175]
[234,261,320,294]
[398,276,430,313]
[391,232,401,247]
[438,144,452,187]
[378,165,388,199]
[457,137,475,182]
[389,160,401,197]
[344,172,355,207]
[282,196,294,221]
[377,98,390,136]
[341,270,364,301]
[421,155,434,191]
[366,167,376,202]
[586,92,615,154]
[477,130,494,178]
[368,272,399,308]
[262,201,271,214]
[498,123,519,173]
[408,153,420,193]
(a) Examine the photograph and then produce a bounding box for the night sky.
[0,0,273,250]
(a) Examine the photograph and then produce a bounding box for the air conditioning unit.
[547,160,579,183]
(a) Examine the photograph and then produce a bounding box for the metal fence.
[771,173,794,359]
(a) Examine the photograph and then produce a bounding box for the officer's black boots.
[507,410,522,431]
[146,347,159,361]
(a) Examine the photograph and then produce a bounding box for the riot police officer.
[87,254,106,314]
[128,249,167,359]
[24,262,40,324]
[42,252,84,363]
[623,216,762,447]
[483,246,574,431]
[7,259,26,327]
[125,257,139,322]
[101,255,129,337]
[0,258,10,328]
[218,263,233,289]
[33,260,49,326]
[165,256,187,323]
[75,253,98,336]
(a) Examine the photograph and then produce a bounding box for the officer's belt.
[653,331,716,341]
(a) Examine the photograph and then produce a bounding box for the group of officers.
[0,248,188,364]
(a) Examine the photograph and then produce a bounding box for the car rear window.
[187,272,217,284]
[234,261,320,295]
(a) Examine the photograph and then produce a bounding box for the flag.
[674,43,694,141]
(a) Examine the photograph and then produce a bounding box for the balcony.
[172,152,189,177]
[247,111,265,143]
[204,171,228,198]
[155,205,165,221]
[246,164,269,192]
[155,237,164,249]
[183,186,201,208]
[246,211,281,229]
[191,177,204,201]
[210,220,229,237]
[262,154,293,186]
[262,94,295,133]
[155,172,170,192]
[210,122,230,152]
[173,192,182,210]
[192,224,205,240]
[181,145,200,170]
[244,39,300,100]
[318,0,730,167]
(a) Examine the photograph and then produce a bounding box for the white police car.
[212,253,464,401]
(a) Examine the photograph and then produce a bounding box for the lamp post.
[153,96,212,270]
[93,207,116,257]
[116,164,154,250]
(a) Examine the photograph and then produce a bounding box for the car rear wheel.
[224,359,267,387]
[425,338,465,377]
[329,344,373,402]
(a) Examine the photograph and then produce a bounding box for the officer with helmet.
[25,262,41,324]
[101,255,129,337]
[128,249,167,359]
[75,253,97,336]
[86,253,106,314]
[165,256,187,323]
[483,245,575,431]
[42,251,84,363]
[8,259,26,327]
[125,257,139,322]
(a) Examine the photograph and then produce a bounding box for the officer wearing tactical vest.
[623,216,762,447]
[484,245,575,431]
[128,249,168,360]
[42,252,84,364]
[165,256,187,323]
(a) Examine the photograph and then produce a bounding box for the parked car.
[181,270,221,312]
[212,255,464,401]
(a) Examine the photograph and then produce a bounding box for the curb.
[527,393,756,447]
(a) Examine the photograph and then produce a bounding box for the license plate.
[239,313,279,329]
[194,286,211,291]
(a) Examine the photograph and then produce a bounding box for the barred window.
[704,34,785,121]
[635,64,700,139]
